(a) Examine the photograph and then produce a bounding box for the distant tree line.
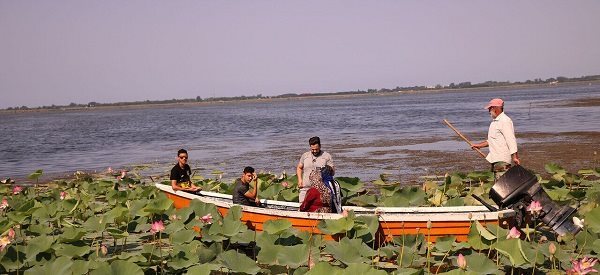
[4,74,600,110]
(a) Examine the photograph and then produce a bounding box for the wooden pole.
[443,119,486,159]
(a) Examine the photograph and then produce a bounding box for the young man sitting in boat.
[233,166,260,206]
[170,149,202,194]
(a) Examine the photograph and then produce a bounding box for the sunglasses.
[178,156,188,160]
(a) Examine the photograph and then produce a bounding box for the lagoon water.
[1,84,599,182]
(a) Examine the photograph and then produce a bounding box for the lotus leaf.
[260,184,284,199]
[24,235,54,262]
[24,256,72,275]
[433,236,456,253]
[165,220,186,234]
[81,216,107,232]
[584,207,600,233]
[257,243,309,268]
[592,239,600,254]
[170,229,197,244]
[71,260,91,275]
[462,253,499,274]
[90,260,143,275]
[323,237,377,265]
[386,186,426,207]
[305,262,344,274]
[279,188,299,201]
[345,263,387,274]
[167,249,198,270]
[143,193,173,214]
[520,241,545,265]
[428,190,448,207]
[59,227,86,242]
[53,243,91,258]
[347,194,378,207]
[217,250,260,274]
[263,219,292,235]
[445,197,465,207]
[27,223,53,235]
[336,177,365,193]
[545,163,565,175]
[494,239,528,267]
[317,216,354,235]
[27,169,43,181]
[185,264,220,275]
[106,227,129,239]
[102,205,128,224]
[395,267,423,275]
[188,200,220,222]
[466,222,492,250]
[208,207,247,238]
[353,215,379,242]
[475,220,496,240]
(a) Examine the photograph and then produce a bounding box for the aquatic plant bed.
[0,164,599,274]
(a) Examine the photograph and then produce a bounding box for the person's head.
[484,98,504,119]
[177,149,188,166]
[309,136,321,156]
[241,166,255,184]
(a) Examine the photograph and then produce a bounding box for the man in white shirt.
[472,98,521,180]
[296,136,334,202]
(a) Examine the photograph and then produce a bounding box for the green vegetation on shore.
[4,74,600,111]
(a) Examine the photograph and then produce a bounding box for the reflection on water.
[1,84,599,181]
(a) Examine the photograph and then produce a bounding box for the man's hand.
[298,179,303,188]
[512,155,521,166]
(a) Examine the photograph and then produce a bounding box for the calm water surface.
[1,84,599,181]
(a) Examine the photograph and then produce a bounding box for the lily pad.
[217,250,260,274]
[263,219,292,235]
[494,239,528,267]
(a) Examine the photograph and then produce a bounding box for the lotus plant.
[507,227,521,239]
[567,257,598,275]
[527,200,543,216]
[457,253,467,270]
[59,191,67,200]
[12,185,23,195]
[573,217,585,229]
[150,220,165,234]
[200,213,213,224]
[0,198,8,210]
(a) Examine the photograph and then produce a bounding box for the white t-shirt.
[486,112,518,164]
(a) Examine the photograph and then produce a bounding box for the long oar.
[443,119,486,159]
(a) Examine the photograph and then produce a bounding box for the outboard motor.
[489,165,581,236]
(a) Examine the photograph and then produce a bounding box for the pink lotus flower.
[281,181,289,188]
[573,217,585,229]
[549,242,557,255]
[150,220,165,234]
[12,185,23,195]
[507,227,521,239]
[457,253,467,269]
[0,236,11,252]
[0,198,8,210]
[107,167,114,174]
[7,228,15,240]
[100,244,108,256]
[568,257,598,275]
[60,191,67,200]
[201,213,213,224]
[120,170,127,178]
[527,200,543,215]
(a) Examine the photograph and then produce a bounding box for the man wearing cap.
[472,98,520,180]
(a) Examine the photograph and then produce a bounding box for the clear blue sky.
[1,1,599,108]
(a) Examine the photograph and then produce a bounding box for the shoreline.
[2,80,599,115]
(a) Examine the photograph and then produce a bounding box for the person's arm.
[296,161,304,188]
[471,140,489,149]
[244,173,258,199]
[326,154,335,176]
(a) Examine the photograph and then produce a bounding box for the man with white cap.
[472,98,520,180]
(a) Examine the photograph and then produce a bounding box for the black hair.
[177,149,188,156]
[308,136,321,146]
[243,166,255,174]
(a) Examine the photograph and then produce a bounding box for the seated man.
[170,149,201,193]
[233,166,260,206]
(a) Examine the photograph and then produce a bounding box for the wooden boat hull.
[156,184,514,242]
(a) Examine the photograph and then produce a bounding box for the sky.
[1,1,599,109]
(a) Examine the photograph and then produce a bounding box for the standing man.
[170,149,201,193]
[233,166,260,206]
[472,98,521,180]
[297,136,334,202]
